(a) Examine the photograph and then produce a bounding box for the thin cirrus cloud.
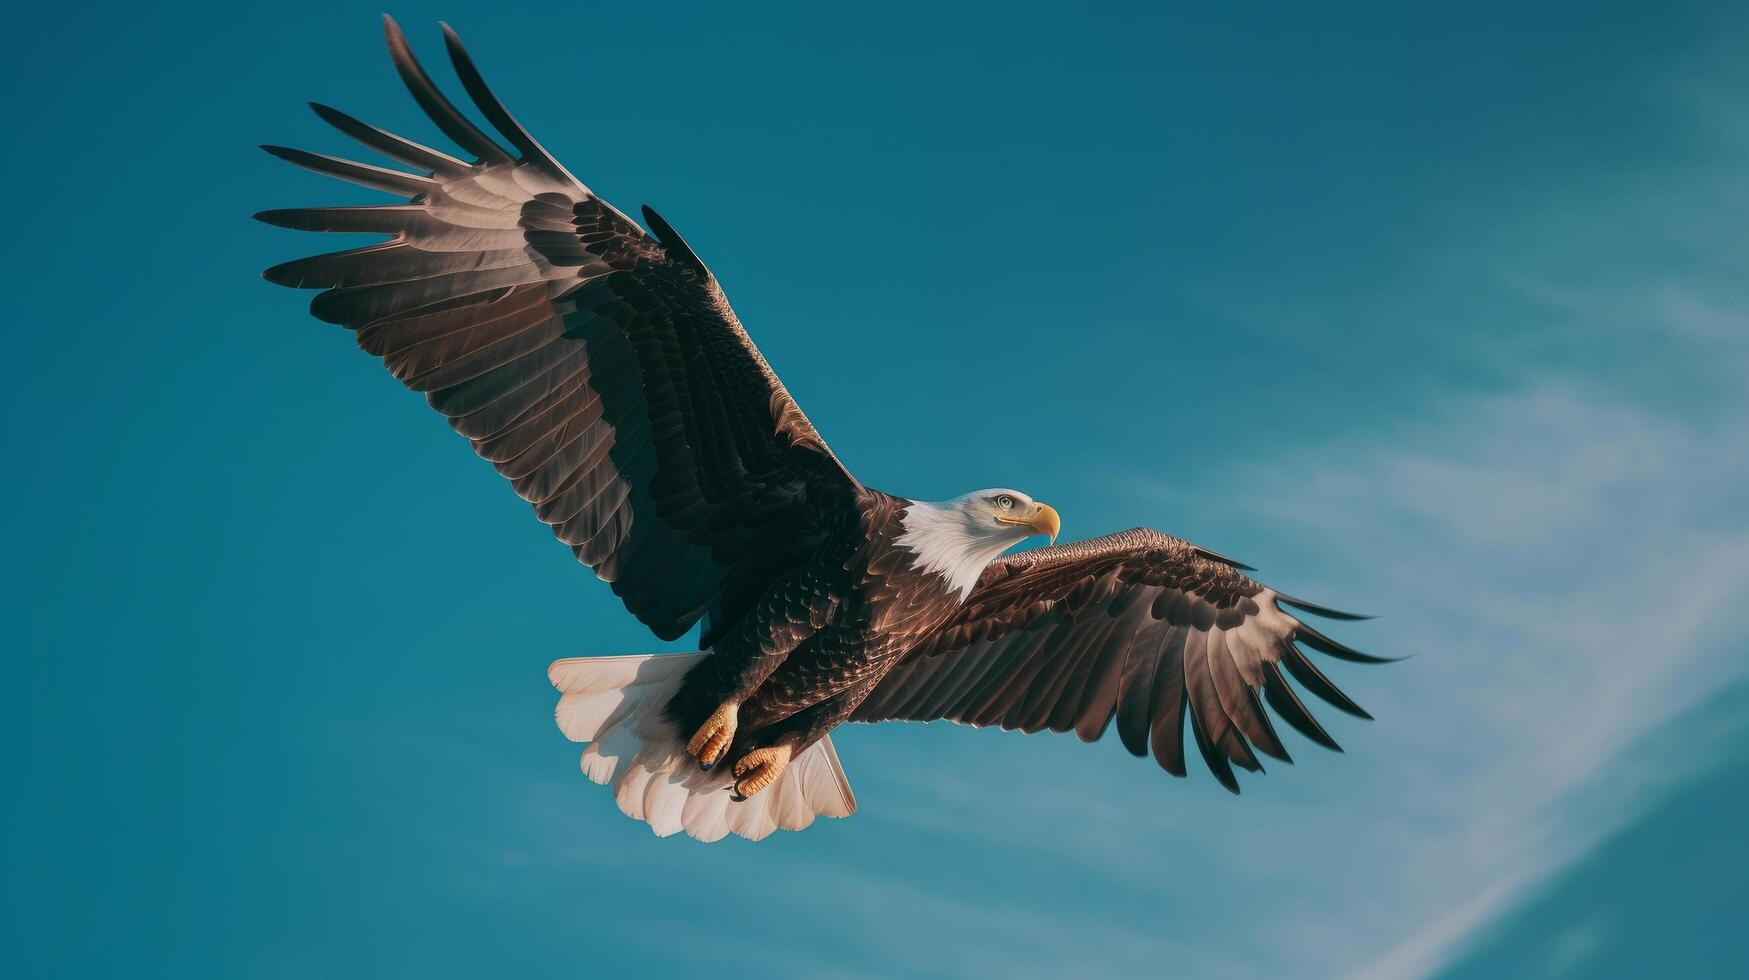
[1082,75,1749,975]
[1259,378,1749,979]
[1245,128,1749,978]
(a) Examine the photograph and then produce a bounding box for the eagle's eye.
[996,494,1017,510]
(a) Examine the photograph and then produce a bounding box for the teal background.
[4,2,1746,977]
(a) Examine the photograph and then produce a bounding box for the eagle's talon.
[686,700,738,767]
[730,742,794,800]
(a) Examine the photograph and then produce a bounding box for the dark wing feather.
[853,528,1390,792]
[257,18,859,641]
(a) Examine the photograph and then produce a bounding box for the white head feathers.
[895,489,1057,600]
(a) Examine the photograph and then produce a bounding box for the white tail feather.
[547,654,857,841]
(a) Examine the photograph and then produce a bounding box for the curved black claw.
[698,761,713,772]
[729,790,746,803]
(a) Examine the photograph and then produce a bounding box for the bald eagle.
[259,18,1392,841]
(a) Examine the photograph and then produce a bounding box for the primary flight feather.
[258,17,1392,842]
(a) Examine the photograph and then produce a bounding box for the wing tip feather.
[380,14,512,165]
[1294,627,1403,665]
[1192,544,1256,571]
[1277,593,1375,622]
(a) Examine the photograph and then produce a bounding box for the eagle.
[258,18,1392,842]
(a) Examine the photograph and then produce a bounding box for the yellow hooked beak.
[999,501,1061,544]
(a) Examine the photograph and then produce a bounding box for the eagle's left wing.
[851,529,1393,792]
[255,18,863,645]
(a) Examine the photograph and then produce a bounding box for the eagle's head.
[954,488,1061,545]
[896,488,1061,599]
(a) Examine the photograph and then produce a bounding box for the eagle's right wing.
[257,18,860,641]
[854,529,1393,792]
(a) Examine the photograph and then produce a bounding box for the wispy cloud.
[1301,72,1749,975]
[1268,380,1749,979]
[1106,75,1749,973]
[1092,365,1749,979]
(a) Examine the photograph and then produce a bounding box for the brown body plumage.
[666,491,967,765]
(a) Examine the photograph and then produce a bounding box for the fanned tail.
[548,654,856,841]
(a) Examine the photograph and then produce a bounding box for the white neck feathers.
[894,500,1021,600]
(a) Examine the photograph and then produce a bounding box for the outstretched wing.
[852,528,1391,792]
[257,18,860,641]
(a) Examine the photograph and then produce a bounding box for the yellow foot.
[731,742,794,800]
[686,700,739,769]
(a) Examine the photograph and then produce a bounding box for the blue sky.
[5,1,1747,976]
